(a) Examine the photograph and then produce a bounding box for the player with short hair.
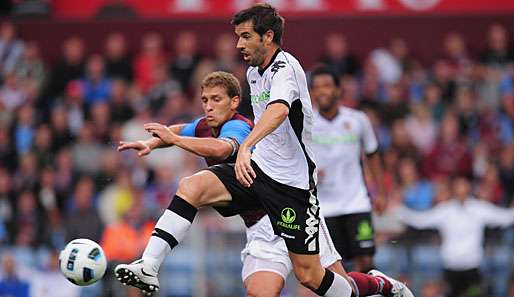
[115,4,412,297]
[310,66,385,273]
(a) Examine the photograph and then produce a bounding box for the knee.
[246,283,281,297]
[176,175,206,207]
[293,263,319,289]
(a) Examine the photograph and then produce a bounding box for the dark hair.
[231,3,284,46]
[201,71,241,98]
[310,65,340,87]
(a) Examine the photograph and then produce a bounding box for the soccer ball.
[59,238,107,286]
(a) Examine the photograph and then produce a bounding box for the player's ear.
[263,30,274,46]
[231,96,240,109]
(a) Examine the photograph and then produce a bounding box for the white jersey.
[312,107,378,217]
[247,49,317,190]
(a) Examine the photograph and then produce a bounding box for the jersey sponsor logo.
[356,220,374,241]
[312,134,359,145]
[250,90,270,104]
[277,207,301,230]
[305,192,319,252]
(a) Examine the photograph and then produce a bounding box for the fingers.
[117,141,137,151]
[235,155,255,187]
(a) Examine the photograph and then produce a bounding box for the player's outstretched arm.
[235,103,289,186]
[144,122,235,160]
[117,124,185,157]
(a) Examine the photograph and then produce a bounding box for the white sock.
[141,196,197,274]
[324,273,352,297]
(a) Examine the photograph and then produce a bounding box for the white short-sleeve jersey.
[247,49,317,190]
[312,107,379,217]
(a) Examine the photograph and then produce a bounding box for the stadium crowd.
[0,19,513,297]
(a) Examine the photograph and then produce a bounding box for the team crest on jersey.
[343,121,352,130]
[271,61,286,77]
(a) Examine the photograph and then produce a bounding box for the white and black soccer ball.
[59,238,107,286]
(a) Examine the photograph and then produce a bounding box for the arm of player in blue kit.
[180,117,202,137]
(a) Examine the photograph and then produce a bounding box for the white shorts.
[241,215,341,281]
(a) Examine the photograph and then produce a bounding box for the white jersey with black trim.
[312,107,379,217]
[247,49,317,190]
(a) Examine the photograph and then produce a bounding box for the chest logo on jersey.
[343,121,352,130]
[250,90,270,104]
[271,61,286,77]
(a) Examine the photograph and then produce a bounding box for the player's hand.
[117,140,151,157]
[144,123,177,145]
[235,145,256,187]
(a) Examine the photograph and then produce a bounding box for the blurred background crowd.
[0,1,513,297]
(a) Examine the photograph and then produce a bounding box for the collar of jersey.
[258,48,282,76]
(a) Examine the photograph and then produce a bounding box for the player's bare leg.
[244,271,284,297]
[115,170,232,295]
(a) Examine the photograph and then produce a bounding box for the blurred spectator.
[423,83,445,121]
[109,79,134,124]
[398,157,434,210]
[381,82,409,124]
[0,21,24,77]
[499,144,514,207]
[134,31,165,93]
[157,91,194,125]
[89,101,111,143]
[104,32,133,81]
[13,152,38,192]
[12,190,46,247]
[213,33,240,73]
[430,59,456,104]
[100,196,154,262]
[320,33,359,76]
[65,176,103,242]
[454,86,479,140]
[146,65,182,114]
[62,80,85,136]
[480,23,514,68]
[54,148,75,205]
[390,119,418,160]
[0,168,14,241]
[81,54,112,105]
[476,162,504,205]
[442,32,471,78]
[370,38,409,84]
[0,126,16,171]
[169,31,201,93]
[44,36,85,100]
[32,124,54,170]
[98,170,134,225]
[71,122,104,175]
[36,167,59,213]
[340,75,359,108]
[30,250,80,297]
[404,103,437,154]
[49,105,75,152]
[498,92,514,145]
[0,253,30,297]
[398,176,514,297]
[423,113,472,179]
[0,73,26,112]
[14,41,45,88]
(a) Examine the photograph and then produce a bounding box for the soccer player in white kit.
[310,66,386,273]
[114,4,412,297]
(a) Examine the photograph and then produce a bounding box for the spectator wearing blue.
[80,54,111,105]
[0,253,29,297]
[398,157,434,210]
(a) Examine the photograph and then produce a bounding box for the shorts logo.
[277,207,301,230]
[356,220,374,241]
[281,208,296,224]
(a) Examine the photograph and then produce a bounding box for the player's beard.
[248,46,267,67]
